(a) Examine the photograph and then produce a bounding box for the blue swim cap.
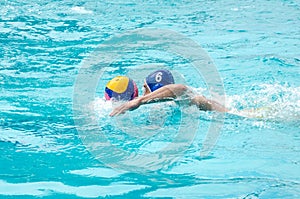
[145,69,175,92]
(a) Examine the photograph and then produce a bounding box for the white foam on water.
[226,84,300,123]
[71,6,93,14]
[93,97,112,120]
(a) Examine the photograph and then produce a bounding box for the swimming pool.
[1,0,299,198]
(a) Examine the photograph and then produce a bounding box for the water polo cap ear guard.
[146,83,164,92]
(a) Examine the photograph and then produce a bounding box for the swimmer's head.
[144,69,175,93]
[105,76,138,101]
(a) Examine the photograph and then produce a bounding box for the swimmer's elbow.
[177,84,188,91]
[178,84,189,95]
[169,84,188,96]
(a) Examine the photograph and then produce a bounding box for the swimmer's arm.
[140,84,187,103]
[109,84,229,116]
[157,85,229,112]
[109,84,187,116]
[191,95,229,113]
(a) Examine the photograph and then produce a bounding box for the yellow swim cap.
[105,76,138,101]
[106,76,130,93]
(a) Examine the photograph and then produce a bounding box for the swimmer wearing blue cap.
[143,69,175,95]
[110,69,229,116]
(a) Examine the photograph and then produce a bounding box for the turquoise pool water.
[1,0,299,198]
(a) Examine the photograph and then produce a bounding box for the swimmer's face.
[143,80,151,96]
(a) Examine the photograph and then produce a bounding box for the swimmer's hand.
[110,98,142,116]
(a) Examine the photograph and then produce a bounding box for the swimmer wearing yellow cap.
[105,76,138,101]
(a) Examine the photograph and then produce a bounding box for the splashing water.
[227,84,300,123]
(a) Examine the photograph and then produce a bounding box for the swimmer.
[109,69,229,116]
[105,76,138,101]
